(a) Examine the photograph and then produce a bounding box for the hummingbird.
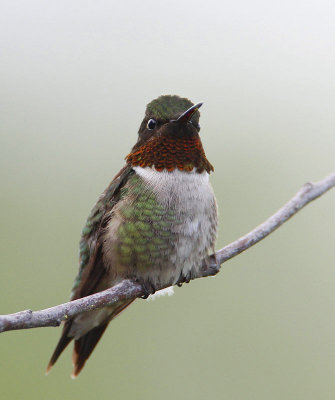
[46,95,218,377]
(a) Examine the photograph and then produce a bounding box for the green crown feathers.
[146,95,200,124]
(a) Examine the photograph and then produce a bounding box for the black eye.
[147,118,157,130]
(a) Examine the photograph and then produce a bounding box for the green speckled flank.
[146,95,200,124]
[117,174,176,270]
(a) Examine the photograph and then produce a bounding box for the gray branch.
[1,171,334,334]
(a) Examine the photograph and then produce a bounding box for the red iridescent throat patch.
[126,135,214,173]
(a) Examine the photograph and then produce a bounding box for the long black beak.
[176,102,203,123]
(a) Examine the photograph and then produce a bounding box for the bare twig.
[0,171,334,334]
[211,171,335,266]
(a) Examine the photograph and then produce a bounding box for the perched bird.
[46,95,218,377]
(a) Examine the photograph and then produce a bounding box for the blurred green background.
[1,0,335,399]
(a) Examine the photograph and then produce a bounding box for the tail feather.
[71,299,135,377]
[71,323,110,378]
[46,322,73,375]
[47,299,135,377]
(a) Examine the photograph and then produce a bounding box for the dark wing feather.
[46,165,134,375]
[71,164,134,300]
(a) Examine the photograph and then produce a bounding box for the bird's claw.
[136,279,156,299]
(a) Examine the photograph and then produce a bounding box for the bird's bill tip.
[193,102,203,109]
[176,102,203,123]
[45,364,53,376]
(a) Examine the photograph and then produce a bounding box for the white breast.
[133,166,218,285]
[133,166,211,205]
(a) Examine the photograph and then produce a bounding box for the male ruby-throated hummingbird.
[46,95,218,377]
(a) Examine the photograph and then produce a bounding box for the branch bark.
[1,171,334,334]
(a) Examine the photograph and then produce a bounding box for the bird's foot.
[136,279,156,299]
[176,271,192,287]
